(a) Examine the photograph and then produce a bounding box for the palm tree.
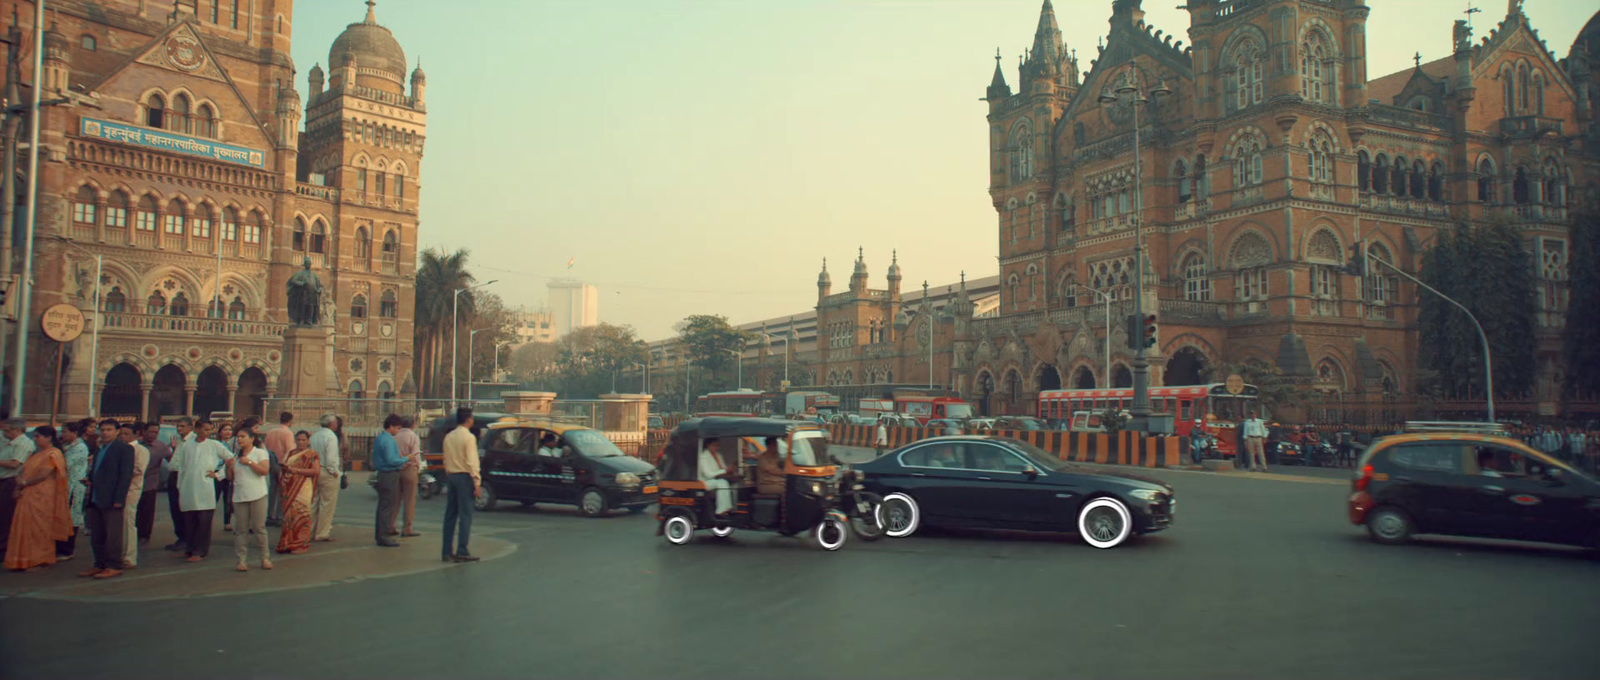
[413,248,476,399]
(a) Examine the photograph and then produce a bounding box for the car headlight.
[615,472,640,485]
[1128,488,1165,501]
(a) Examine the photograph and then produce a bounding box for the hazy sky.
[290,0,1595,340]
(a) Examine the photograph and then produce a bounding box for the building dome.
[817,259,831,286]
[887,250,902,280]
[329,1,408,86]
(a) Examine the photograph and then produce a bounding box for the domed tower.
[42,19,70,92]
[817,259,832,302]
[327,0,409,96]
[886,250,902,299]
[850,247,869,294]
[410,60,427,107]
[309,63,326,99]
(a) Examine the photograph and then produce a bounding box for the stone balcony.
[99,311,286,339]
[1500,115,1563,138]
[1359,193,1450,219]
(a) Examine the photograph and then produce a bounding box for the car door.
[1379,441,1477,535]
[957,442,1061,528]
[1473,446,1589,544]
[894,442,979,524]
[483,427,536,501]
[531,428,577,503]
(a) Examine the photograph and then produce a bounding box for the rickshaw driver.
[698,438,740,517]
[756,437,784,495]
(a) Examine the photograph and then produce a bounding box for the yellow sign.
[1225,373,1245,395]
[41,304,86,343]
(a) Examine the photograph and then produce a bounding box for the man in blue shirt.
[372,414,409,547]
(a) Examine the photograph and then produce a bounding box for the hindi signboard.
[41,304,86,343]
[80,117,266,169]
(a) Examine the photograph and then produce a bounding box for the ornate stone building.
[11,0,423,420]
[806,0,1596,418]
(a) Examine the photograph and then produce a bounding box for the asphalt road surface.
[3,454,1596,680]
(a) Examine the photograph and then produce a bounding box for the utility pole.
[0,11,25,413]
[10,0,45,417]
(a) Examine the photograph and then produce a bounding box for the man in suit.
[82,419,136,580]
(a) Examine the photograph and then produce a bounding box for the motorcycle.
[1308,441,1340,468]
[368,467,443,500]
[836,466,884,541]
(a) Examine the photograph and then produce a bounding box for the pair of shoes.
[94,568,124,579]
[121,562,137,570]
[289,548,309,555]
[451,553,479,563]
[376,540,401,547]
[78,567,104,578]
[441,554,454,562]
[57,553,74,562]
[235,563,249,572]
[261,560,274,570]
[313,537,335,543]
[385,530,400,537]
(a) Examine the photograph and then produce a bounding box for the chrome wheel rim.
[884,501,912,533]
[1373,512,1406,539]
[1085,506,1123,543]
[664,517,691,544]
[582,492,603,515]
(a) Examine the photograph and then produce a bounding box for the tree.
[1564,213,1600,398]
[1213,361,1311,419]
[674,314,752,392]
[465,292,519,387]
[412,248,476,399]
[551,323,649,398]
[508,342,560,388]
[1417,221,1536,400]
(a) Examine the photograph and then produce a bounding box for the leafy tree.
[551,323,650,398]
[412,248,476,399]
[1564,213,1600,398]
[1417,221,1536,400]
[508,341,560,388]
[1099,408,1129,436]
[674,314,752,391]
[1211,361,1310,419]
[464,292,520,386]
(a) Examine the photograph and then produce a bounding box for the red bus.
[895,395,976,425]
[693,389,764,417]
[1036,383,1262,457]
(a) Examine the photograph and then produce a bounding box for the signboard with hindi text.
[79,117,266,169]
[41,304,86,343]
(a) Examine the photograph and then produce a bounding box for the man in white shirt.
[0,418,37,558]
[171,419,233,562]
[1242,411,1269,473]
[697,438,738,517]
[119,423,149,569]
[875,419,889,456]
[309,414,342,542]
[537,432,562,458]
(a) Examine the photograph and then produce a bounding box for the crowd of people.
[0,408,482,575]
[1504,423,1599,472]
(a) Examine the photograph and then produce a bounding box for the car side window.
[964,443,1029,472]
[1388,443,1465,473]
[487,428,526,454]
[1475,445,1554,478]
[902,443,962,468]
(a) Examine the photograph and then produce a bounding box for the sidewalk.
[0,510,515,602]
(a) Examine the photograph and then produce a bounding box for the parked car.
[966,418,997,432]
[856,436,1175,549]
[1348,424,1600,550]
[993,416,1048,431]
[927,419,965,436]
[647,415,665,430]
[475,418,658,517]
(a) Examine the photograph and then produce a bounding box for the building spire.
[364,0,378,24]
[1029,0,1062,69]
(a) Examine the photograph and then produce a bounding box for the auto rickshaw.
[656,417,851,550]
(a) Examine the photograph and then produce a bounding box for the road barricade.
[827,423,1183,468]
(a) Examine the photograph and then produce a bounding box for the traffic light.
[1342,241,1368,277]
[1141,314,1158,349]
[1125,314,1140,351]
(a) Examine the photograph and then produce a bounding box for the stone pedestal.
[279,325,337,399]
[502,391,556,416]
[599,393,652,433]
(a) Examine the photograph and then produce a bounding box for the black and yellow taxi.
[1348,422,1600,550]
[475,418,658,517]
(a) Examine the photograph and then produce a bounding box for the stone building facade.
[807,0,1597,418]
[8,0,423,420]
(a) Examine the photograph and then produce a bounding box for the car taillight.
[1354,464,1374,492]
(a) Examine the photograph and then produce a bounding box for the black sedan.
[855,436,1175,549]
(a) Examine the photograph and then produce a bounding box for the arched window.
[1300,34,1327,103]
[1410,160,1426,199]
[145,290,167,315]
[1194,154,1209,199]
[1009,120,1034,183]
[1513,167,1530,205]
[171,94,191,133]
[292,218,307,251]
[354,226,371,267]
[192,204,213,239]
[228,296,246,320]
[1428,162,1444,202]
[1357,151,1371,191]
[144,93,165,128]
[1477,157,1497,203]
[1006,273,1022,308]
[374,172,386,198]
[379,290,398,318]
[162,200,185,234]
[1058,272,1078,308]
[1517,65,1531,112]
[1372,154,1390,194]
[1182,254,1211,301]
[1232,40,1264,111]
[196,104,217,139]
[1234,138,1263,187]
[1365,243,1397,304]
[1309,139,1333,183]
[1176,160,1192,204]
[1230,232,1272,301]
[381,230,398,271]
[350,294,368,319]
[1533,73,1545,115]
[356,167,368,195]
[1390,156,1408,196]
[169,291,190,317]
[243,211,263,244]
[310,220,327,254]
[106,190,129,229]
[348,380,365,415]
[72,186,97,225]
[134,195,158,232]
[103,286,126,312]
[1502,66,1515,115]
[220,207,238,242]
[394,171,404,199]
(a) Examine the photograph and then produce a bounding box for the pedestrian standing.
[372,415,408,548]
[441,408,481,563]
[119,423,149,569]
[137,423,170,547]
[262,412,295,527]
[4,426,69,573]
[163,417,194,552]
[82,420,134,579]
[308,414,342,542]
[1242,411,1269,473]
[0,418,39,560]
[56,421,89,561]
[275,431,319,554]
[229,429,273,572]
[875,418,889,456]
[171,419,234,563]
[216,422,237,532]
[394,416,423,537]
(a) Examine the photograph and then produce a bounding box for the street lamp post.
[9,0,45,417]
[467,328,486,403]
[1099,68,1170,425]
[1082,287,1115,388]
[55,236,101,418]
[1367,252,1496,421]
[723,348,743,391]
[492,342,508,383]
[452,280,496,409]
[630,361,648,393]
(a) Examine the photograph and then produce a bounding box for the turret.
[817,258,831,301]
[985,49,1011,104]
[411,60,426,103]
[275,80,302,149]
[43,18,68,92]
[886,250,902,299]
[850,247,869,294]
[309,63,326,99]
[1021,1,1064,95]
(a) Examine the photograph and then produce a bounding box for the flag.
[566,257,575,269]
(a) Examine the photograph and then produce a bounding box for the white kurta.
[697,449,735,515]
[171,439,233,512]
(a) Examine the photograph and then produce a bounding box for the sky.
[289,0,1597,341]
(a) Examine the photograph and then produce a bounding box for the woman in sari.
[55,421,90,560]
[275,430,319,554]
[6,426,71,572]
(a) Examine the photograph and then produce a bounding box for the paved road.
[2,459,1596,680]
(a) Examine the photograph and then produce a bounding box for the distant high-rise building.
[548,279,599,337]
[514,306,556,345]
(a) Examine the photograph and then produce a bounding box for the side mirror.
[1022,467,1039,479]
[1541,468,1564,484]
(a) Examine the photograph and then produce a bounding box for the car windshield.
[1003,440,1074,472]
[944,404,974,419]
[564,430,624,458]
[790,430,829,467]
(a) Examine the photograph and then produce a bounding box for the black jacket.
[86,440,135,510]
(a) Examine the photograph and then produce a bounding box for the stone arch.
[1299,119,1343,151]
[1223,125,1270,158]
[1225,228,1275,269]
[99,362,144,418]
[1069,362,1097,389]
[138,265,204,305]
[1034,361,1062,391]
[1219,23,1269,66]
[1110,363,1133,388]
[1304,226,1343,263]
[149,363,189,419]
[1314,356,1348,392]
[194,364,232,418]
[1165,346,1210,386]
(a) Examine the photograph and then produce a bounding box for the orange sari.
[4,447,70,570]
[275,448,319,553]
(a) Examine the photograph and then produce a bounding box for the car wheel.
[1077,497,1133,549]
[813,517,848,551]
[474,480,498,512]
[663,515,694,545]
[1365,506,1414,545]
[877,492,920,538]
[579,488,607,518]
[711,526,734,538]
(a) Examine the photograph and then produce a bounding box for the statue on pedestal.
[286,257,323,327]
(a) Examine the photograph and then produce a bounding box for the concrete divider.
[828,423,1185,468]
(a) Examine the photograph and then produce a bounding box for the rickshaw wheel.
[663,515,694,545]
[813,517,848,551]
[710,526,734,538]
